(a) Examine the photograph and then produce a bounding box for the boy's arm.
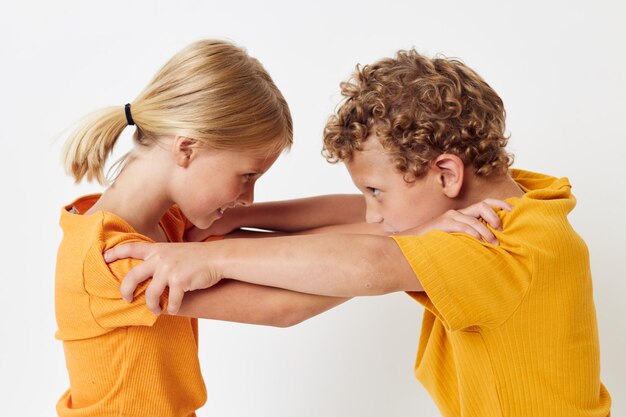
[176,280,349,327]
[215,234,419,297]
[113,233,420,316]
[185,194,365,241]
[176,222,384,324]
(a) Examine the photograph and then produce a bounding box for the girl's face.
[170,141,279,229]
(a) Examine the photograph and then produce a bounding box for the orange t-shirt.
[55,194,208,417]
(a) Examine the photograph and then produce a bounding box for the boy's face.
[345,133,453,233]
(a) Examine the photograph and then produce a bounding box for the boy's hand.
[104,242,224,315]
[400,199,512,244]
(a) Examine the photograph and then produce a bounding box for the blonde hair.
[63,40,293,185]
[323,49,512,179]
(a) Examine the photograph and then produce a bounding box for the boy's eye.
[366,187,381,197]
[243,173,256,182]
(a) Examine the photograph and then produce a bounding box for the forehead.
[345,134,398,181]
[215,148,280,172]
[244,152,280,171]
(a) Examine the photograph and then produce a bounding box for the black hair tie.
[124,103,135,126]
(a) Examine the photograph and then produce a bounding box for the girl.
[56,40,506,417]
[55,39,299,417]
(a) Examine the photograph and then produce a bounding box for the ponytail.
[62,106,132,185]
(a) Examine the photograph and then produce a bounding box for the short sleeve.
[83,237,169,330]
[392,232,532,331]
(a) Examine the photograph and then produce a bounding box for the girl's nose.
[237,186,254,207]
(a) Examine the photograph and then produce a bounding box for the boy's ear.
[433,154,465,198]
[172,136,198,168]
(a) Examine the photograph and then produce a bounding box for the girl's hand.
[399,199,512,244]
[104,242,224,315]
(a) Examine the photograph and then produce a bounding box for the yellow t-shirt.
[392,169,611,417]
[55,194,207,417]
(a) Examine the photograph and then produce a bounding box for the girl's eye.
[367,187,381,197]
[243,173,256,182]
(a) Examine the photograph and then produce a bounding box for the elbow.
[361,275,395,296]
[357,283,383,297]
[359,236,413,295]
[268,309,312,328]
[265,298,337,328]
[269,318,301,328]
[356,258,397,295]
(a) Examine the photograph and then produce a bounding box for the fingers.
[109,241,221,316]
[481,198,513,212]
[166,287,185,315]
[458,202,501,230]
[144,275,168,315]
[447,211,498,245]
[104,242,152,263]
[120,260,156,303]
[458,199,512,231]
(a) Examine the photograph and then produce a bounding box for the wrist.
[230,205,257,229]
[217,206,248,232]
[211,239,237,280]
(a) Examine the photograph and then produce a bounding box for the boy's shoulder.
[509,169,573,206]
[504,169,578,237]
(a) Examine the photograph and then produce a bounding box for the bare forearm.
[225,222,388,238]
[213,234,421,297]
[177,280,349,327]
[235,194,366,232]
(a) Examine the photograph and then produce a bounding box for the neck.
[86,153,173,241]
[453,170,524,209]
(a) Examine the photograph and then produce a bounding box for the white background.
[1,1,624,416]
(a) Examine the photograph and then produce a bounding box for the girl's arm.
[224,221,388,239]
[176,280,349,327]
[185,194,365,241]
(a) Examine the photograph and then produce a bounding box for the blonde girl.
[55,39,298,417]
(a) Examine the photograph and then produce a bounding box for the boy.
[106,49,611,416]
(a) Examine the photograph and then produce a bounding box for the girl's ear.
[433,154,465,198]
[172,136,198,168]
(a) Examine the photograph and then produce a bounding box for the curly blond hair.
[323,49,512,178]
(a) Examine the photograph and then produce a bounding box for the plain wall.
[1,1,624,415]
